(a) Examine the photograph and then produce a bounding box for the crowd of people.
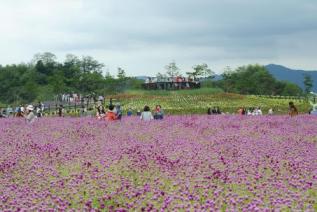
[206,101,316,117]
[0,102,45,119]
[0,104,38,123]
[95,99,164,121]
[1,99,317,124]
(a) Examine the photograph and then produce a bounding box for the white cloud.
[0,0,317,75]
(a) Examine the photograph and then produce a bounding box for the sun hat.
[26,105,34,111]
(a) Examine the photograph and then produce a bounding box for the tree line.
[0,52,142,105]
[159,62,312,96]
[0,53,313,105]
[215,64,313,96]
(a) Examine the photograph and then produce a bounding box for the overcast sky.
[0,0,317,76]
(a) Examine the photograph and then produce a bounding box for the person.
[98,95,104,102]
[207,107,212,115]
[127,108,133,116]
[153,105,164,120]
[24,105,37,124]
[41,102,45,112]
[310,105,317,115]
[80,105,86,117]
[6,105,13,117]
[96,103,106,120]
[35,106,42,117]
[115,103,122,120]
[15,105,24,117]
[288,102,298,116]
[0,108,6,118]
[215,106,221,114]
[105,105,117,121]
[109,98,113,108]
[247,108,252,116]
[253,107,262,116]
[237,107,244,115]
[136,110,141,116]
[37,102,44,117]
[20,105,25,114]
[140,105,153,121]
[58,105,65,117]
[268,108,274,115]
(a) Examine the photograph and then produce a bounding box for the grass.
[107,88,310,115]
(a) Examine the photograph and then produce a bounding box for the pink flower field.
[1,115,317,211]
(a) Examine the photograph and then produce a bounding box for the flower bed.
[1,115,316,210]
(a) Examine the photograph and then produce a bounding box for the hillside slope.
[265,64,317,91]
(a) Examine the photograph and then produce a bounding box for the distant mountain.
[135,76,150,81]
[265,64,317,91]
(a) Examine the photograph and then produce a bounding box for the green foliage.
[165,61,180,77]
[219,64,303,96]
[281,81,303,96]
[0,53,139,104]
[303,74,313,95]
[117,67,126,80]
[191,63,215,79]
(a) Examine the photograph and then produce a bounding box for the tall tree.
[303,74,313,95]
[165,61,180,78]
[117,67,126,79]
[33,52,58,77]
[192,63,214,79]
[32,52,57,65]
[80,56,104,73]
[220,64,282,95]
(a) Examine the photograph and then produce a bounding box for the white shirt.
[25,112,37,123]
[140,111,153,121]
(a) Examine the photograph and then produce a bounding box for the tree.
[64,54,80,67]
[105,71,113,80]
[219,64,278,95]
[117,67,126,79]
[78,71,105,94]
[165,61,180,78]
[33,52,58,78]
[303,74,313,95]
[282,82,303,96]
[80,56,104,73]
[48,70,66,94]
[156,72,166,81]
[192,63,214,79]
[32,52,57,65]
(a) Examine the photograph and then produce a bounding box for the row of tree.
[216,65,313,96]
[0,53,313,105]
[159,62,313,96]
[0,52,141,104]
